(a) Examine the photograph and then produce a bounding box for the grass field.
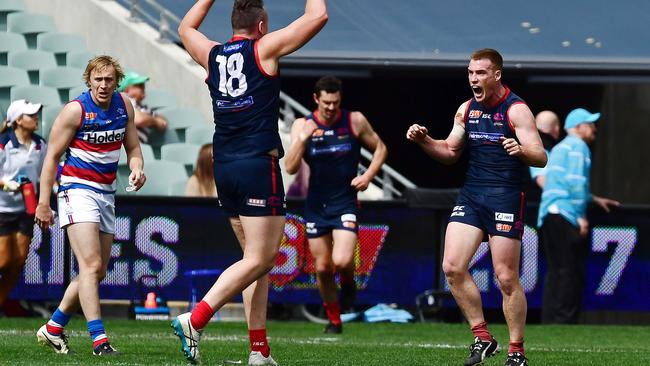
[0,317,648,365]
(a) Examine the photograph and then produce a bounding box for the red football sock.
[509,340,525,355]
[190,300,214,331]
[324,302,342,326]
[470,321,492,341]
[249,328,270,358]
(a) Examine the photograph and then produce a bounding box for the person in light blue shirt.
[538,107,619,324]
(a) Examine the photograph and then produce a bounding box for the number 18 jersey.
[206,37,283,162]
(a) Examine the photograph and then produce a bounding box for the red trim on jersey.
[493,86,511,108]
[313,110,342,128]
[0,144,4,150]
[70,100,84,129]
[254,40,278,79]
[229,35,251,42]
[506,101,527,133]
[69,139,122,153]
[271,156,277,216]
[348,111,358,138]
[462,98,472,123]
[61,165,116,184]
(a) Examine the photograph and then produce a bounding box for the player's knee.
[333,258,353,272]
[442,261,465,282]
[80,260,105,279]
[495,271,519,295]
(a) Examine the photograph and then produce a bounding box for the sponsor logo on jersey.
[324,130,335,136]
[341,214,357,223]
[83,129,125,144]
[481,113,492,119]
[247,198,266,207]
[469,131,503,143]
[216,96,254,110]
[468,119,479,124]
[85,112,97,120]
[310,143,352,155]
[468,110,482,118]
[267,196,283,207]
[494,113,505,122]
[117,107,125,115]
[313,129,324,137]
[224,42,244,53]
[495,212,515,222]
[496,223,512,232]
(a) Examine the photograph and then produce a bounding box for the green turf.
[0,318,648,365]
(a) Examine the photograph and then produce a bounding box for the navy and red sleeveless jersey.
[304,110,360,209]
[59,90,128,194]
[463,87,527,189]
[206,37,282,162]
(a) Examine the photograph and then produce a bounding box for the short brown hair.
[82,55,125,87]
[231,0,266,31]
[314,76,342,96]
[470,48,503,72]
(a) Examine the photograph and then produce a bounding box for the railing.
[279,91,417,198]
[116,0,181,43]
[113,0,417,198]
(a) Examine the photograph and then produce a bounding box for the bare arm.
[504,103,547,167]
[34,102,83,228]
[134,109,167,130]
[256,0,328,75]
[406,102,467,165]
[178,0,220,70]
[121,93,146,190]
[285,118,317,174]
[351,112,387,191]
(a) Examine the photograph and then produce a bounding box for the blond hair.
[82,55,125,87]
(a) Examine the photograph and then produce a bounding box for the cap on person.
[118,71,149,92]
[5,99,42,126]
[564,108,600,130]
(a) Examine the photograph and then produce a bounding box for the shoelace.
[470,341,485,353]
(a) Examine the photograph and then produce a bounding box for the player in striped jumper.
[35,55,146,356]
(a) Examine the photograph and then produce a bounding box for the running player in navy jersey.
[34,55,146,356]
[175,1,327,364]
[285,76,387,334]
[407,49,546,366]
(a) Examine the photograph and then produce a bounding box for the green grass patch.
[0,318,648,365]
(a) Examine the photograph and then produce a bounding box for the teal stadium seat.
[11,85,61,108]
[68,85,88,100]
[157,107,208,142]
[160,143,201,176]
[0,0,24,31]
[8,49,57,84]
[39,66,85,103]
[169,178,188,197]
[39,104,63,139]
[0,66,30,114]
[37,32,86,66]
[118,144,155,166]
[67,50,95,69]
[185,125,214,145]
[143,88,177,110]
[0,32,27,65]
[136,160,188,196]
[7,13,56,49]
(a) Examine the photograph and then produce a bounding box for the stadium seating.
[0,32,27,65]
[6,12,56,49]
[185,125,214,145]
[136,160,188,196]
[39,66,85,103]
[68,85,87,100]
[0,0,24,32]
[143,88,177,110]
[67,50,95,69]
[157,106,208,142]
[119,144,155,166]
[39,103,63,139]
[169,178,188,196]
[8,49,57,84]
[0,66,30,113]
[10,85,61,107]
[160,143,201,176]
[36,32,86,66]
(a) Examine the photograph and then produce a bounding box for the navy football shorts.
[448,186,525,239]
[213,155,286,217]
[304,204,358,239]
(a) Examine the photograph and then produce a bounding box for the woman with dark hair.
[174,0,328,364]
[185,143,217,197]
[0,100,46,308]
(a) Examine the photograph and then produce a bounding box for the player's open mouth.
[471,85,483,97]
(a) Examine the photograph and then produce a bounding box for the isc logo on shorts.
[246,198,266,207]
[306,222,316,234]
[495,212,514,222]
[451,205,465,217]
